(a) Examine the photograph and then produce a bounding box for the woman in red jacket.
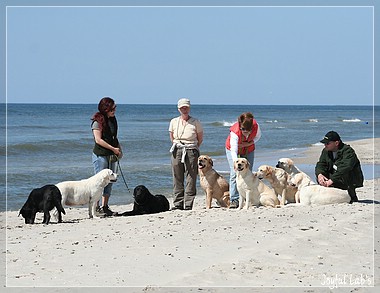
[225,112,261,208]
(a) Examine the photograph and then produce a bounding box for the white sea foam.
[222,121,234,127]
[343,118,361,122]
[313,142,324,146]
[309,119,318,122]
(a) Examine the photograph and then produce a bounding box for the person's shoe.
[95,206,106,217]
[184,207,192,210]
[171,206,183,211]
[102,205,118,216]
[348,189,359,204]
[229,200,239,209]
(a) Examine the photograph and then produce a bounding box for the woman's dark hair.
[91,97,115,132]
[238,112,254,131]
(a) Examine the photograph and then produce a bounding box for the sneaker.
[95,206,106,217]
[229,200,239,209]
[102,205,118,216]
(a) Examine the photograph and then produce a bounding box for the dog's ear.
[209,157,213,166]
[292,173,302,186]
[266,166,272,174]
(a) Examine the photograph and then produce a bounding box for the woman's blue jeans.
[92,153,116,197]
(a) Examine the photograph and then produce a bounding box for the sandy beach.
[1,138,379,292]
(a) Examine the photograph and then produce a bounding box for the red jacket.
[225,121,258,155]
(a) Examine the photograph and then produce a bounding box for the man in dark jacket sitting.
[315,131,364,203]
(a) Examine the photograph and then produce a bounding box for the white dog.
[234,158,280,209]
[56,169,117,218]
[290,173,350,205]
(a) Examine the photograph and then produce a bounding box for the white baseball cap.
[177,98,191,108]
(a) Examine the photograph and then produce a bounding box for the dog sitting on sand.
[256,164,297,205]
[198,155,230,209]
[19,184,66,224]
[234,158,280,209]
[276,158,311,180]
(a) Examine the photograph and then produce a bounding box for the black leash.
[115,158,131,193]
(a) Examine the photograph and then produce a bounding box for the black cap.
[320,131,341,144]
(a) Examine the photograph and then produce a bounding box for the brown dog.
[198,155,230,209]
[256,165,297,205]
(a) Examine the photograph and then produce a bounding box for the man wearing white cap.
[169,98,203,210]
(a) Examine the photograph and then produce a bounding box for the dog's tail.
[56,201,66,215]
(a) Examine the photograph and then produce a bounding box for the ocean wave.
[265,120,278,123]
[342,118,361,123]
[312,142,324,146]
[8,141,90,155]
[209,121,233,127]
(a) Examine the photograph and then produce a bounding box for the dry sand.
[1,138,379,293]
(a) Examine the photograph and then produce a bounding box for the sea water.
[3,104,378,211]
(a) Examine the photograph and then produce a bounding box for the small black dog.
[118,185,170,216]
[19,185,66,224]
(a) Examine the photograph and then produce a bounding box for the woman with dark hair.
[225,112,261,208]
[91,97,122,216]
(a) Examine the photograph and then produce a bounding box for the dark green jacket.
[315,143,364,190]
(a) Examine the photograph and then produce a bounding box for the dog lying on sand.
[234,158,280,209]
[56,169,117,218]
[117,185,170,216]
[198,155,230,209]
[19,184,66,224]
[290,173,351,205]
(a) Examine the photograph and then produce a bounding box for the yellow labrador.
[256,164,297,205]
[56,169,117,218]
[276,158,311,180]
[234,158,280,209]
[198,155,230,209]
[290,173,350,205]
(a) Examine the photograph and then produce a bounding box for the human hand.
[317,174,328,186]
[113,147,121,157]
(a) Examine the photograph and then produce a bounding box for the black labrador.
[118,185,170,216]
[19,184,66,224]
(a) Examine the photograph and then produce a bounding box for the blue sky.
[5,2,375,105]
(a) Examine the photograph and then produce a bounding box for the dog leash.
[113,156,131,193]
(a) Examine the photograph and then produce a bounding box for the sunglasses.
[110,106,117,112]
[240,128,251,132]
